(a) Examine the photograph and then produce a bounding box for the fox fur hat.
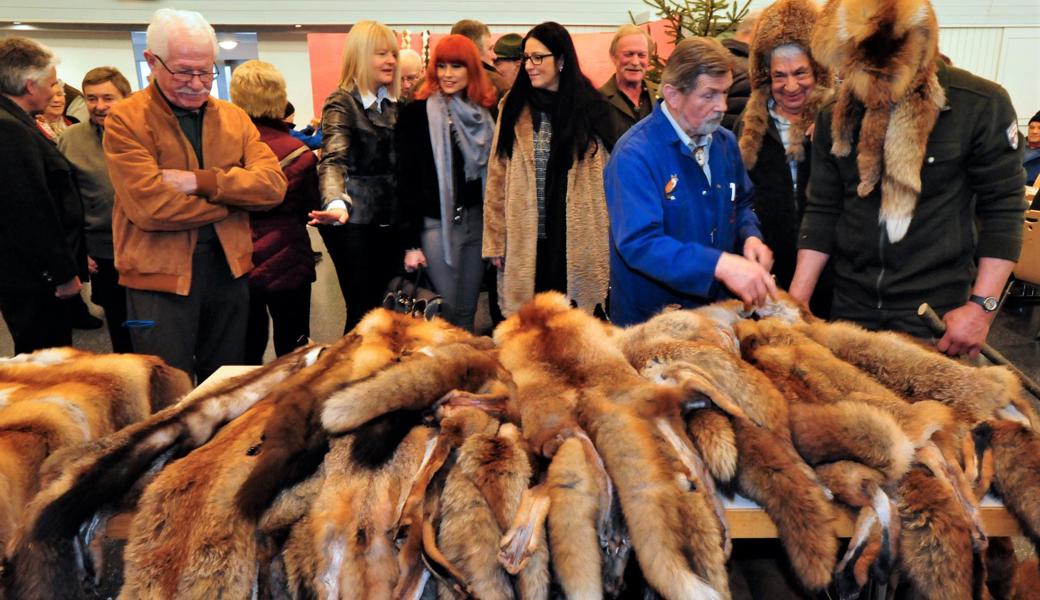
[811,0,944,243]
[738,0,831,170]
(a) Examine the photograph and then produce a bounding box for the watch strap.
[969,294,998,312]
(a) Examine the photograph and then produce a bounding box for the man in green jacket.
[599,24,658,142]
[789,0,1024,359]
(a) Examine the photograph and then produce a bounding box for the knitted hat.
[493,33,523,60]
[738,0,831,170]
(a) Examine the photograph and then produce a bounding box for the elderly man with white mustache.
[605,37,776,326]
[599,24,658,141]
[103,8,286,382]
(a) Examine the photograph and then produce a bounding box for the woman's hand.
[404,249,427,272]
[489,256,505,270]
[307,207,349,226]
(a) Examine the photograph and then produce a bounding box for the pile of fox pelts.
[4,292,1040,600]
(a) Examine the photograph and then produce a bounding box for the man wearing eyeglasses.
[103,8,286,382]
[398,48,423,102]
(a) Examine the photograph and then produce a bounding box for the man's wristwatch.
[969,294,999,313]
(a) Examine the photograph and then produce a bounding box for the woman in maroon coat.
[231,60,320,362]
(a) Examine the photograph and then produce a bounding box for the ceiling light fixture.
[218,39,238,50]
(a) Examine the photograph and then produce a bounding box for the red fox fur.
[0,351,192,599]
[800,320,1036,427]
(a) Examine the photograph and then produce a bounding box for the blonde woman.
[308,20,402,333]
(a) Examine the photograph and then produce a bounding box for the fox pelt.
[117,335,365,599]
[499,293,729,600]
[618,309,838,592]
[545,435,606,599]
[896,465,975,599]
[437,420,547,600]
[737,318,952,450]
[5,344,320,600]
[800,319,1039,428]
[730,415,838,591]
[616,312,793,439]
[988,419,1040,546]
[811,0,944,242]
[0,351,192,599]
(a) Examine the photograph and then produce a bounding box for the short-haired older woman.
[396,34,497,332]
[736,0,833,317]
[231,59,320,362]
[483,21,616,317]
[308,20,402,333]
[35,79,74,140]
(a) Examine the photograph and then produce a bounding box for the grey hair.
[661,37,734,93]
[146,8,218,59]
[0,37,58,96]
[398,48,422,67]
[771,43,808,63]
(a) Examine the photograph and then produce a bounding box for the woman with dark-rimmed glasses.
[482,21,617,317]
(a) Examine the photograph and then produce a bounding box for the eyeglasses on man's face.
[522,53,554,66]
[153,54,219,84]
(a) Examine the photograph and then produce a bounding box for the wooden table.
[198,366,1024,539]
[723,493,1020,538]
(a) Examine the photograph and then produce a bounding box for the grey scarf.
[426,91,493,266]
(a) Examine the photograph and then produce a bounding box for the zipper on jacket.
[875,230,886,309]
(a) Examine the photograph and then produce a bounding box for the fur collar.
[811,0,943,242]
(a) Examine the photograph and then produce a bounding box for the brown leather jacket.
[104,85,286,295]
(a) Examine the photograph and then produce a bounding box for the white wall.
[7,2,1039,125]
[15,30,138,93]
[0,0,649,26]
[941,26,1040,126]
[257,33,314,126]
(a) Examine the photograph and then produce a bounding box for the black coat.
[317,89,398,226]
[0,94,85,294]
[395,98,492,250]
[800,62,1024,315]
[722,39,750,132]
[735,114,832,317]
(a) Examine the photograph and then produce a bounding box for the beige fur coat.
[482,105,610,316]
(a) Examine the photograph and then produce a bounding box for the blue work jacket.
[605,104,761,326]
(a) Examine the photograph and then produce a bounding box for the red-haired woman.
[395,34,497,332]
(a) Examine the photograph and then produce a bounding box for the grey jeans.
[421,207,484,332]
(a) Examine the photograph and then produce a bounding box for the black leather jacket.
[317,88,399,225]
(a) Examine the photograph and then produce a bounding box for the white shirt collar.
[359,86,392,113]
[661,103,713,155]
[662,102,693,148]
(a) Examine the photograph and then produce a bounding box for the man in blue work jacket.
[606,37,776,326]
